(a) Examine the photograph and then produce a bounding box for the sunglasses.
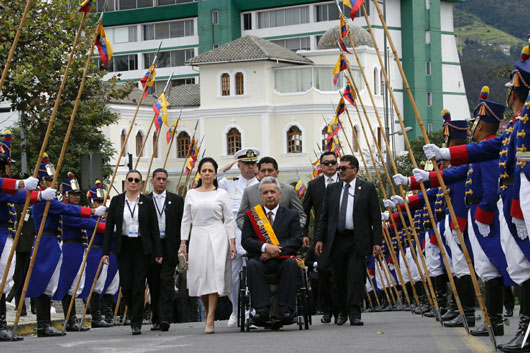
[127,177,141,183]
[322,160,337,166]
[338,166,355,172]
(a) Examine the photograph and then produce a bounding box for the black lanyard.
[125,199,138,219]
[153,196,166,218]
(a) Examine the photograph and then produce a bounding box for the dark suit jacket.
[236,182,306,230]
[103,193,162,258]
[315,178,382,267]
[302,174,338,237]
[147,191,184,265]
[241,205,303,260]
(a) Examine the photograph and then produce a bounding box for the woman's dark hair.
[196,157,218,189]
[126,169,143,180]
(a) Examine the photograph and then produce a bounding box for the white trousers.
[466,211,501,282]
[0,237,15,295]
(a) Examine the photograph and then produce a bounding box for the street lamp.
[389,126,412,136]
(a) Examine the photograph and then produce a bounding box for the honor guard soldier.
[0,131,44,341]
[82,181,113,328]
[217,148,260,327]
[26,155,106,337]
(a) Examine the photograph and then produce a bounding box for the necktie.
[268,211,274,226]
[337,184,350,233]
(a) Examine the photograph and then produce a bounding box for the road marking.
[456,328,493,353]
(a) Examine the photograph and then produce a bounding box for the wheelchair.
[238,255,312,331]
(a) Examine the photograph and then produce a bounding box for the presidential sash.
[246,205,305,268]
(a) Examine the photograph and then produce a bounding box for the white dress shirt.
[339,178,356,231]
[123,195,140,237]
[153,190,166,239]
[324,173,339,188]
[261,204,279,253]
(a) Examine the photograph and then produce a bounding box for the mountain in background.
[452,1,526,111]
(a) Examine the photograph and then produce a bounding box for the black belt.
[92,243,102,248]
[337,229,354,237]
[63,238,86,244]
[435,213,445,221]
[499,177,514,188]
[0,222,12,228]
[424,221,433,230]
[43,231,60,237]
[465,196,483,205]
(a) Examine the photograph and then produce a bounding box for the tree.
[0,0,133,184]
[394,130,445,178]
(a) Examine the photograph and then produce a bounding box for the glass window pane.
[300,6,309,23]
[170,21,184,38]
[119,0,136,10]
[143,24,154,41]
[185,49,194,60]
[258,12,268,29]
[171,51,185,66]
[243,13,252,30]
[114,55,129,71]
[114,27,128,43]
[137,0,152,8]
[158,0,174,5]
[315,67,334,91]
[315,5,325,22]
[185,20,194,36]
[128,55,137,70]
[157,52,170,68]
[155,22,170,40]
[144,53,154,69]
[128,26,137,42]
[300,37,310,50]
[328,4,340,21]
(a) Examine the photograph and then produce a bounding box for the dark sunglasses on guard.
[127,177,141,183]
[322,160,337,166]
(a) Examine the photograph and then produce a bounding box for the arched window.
[376,127,382,149]
[235,72,244,95]
[226,128,241,155]
[152,131,158,158]
[321,126,328,151]
[177,131,190,158]
[373,67,379,95]
[135,131,144,157]
[380,70,385,96]
[221,73,230,96]
[287,126,302,154]
[121,129,127,152]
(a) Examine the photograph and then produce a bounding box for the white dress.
[181,189,235,297]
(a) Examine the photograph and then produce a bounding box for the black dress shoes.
[504,309,514,317]
[160,321,170,332]
[350,318,364,326]
[335,314,348,326]
[252,310,269,326]
[131,326,141,335]
[150,323,160,331]
[321,313,331,324]
[281,312,294,325]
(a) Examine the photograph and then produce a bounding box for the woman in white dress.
[179,157,236,333]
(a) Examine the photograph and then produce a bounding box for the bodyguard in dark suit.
[146,168,184,332]
[315,155,382,326]
[242,177,303,325]
[102,170,162,335]
[303,151,339,323]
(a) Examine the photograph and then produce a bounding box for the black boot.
[445,275,475,328]
[414,282,430,315]
[102,294,115,325]
[0,294,23,341]
[36,294,65,337]
[62,295,90,332]
[498,314,530,352]
[90,295,112,328]
[441,277,459,321]
[471,277,504,336]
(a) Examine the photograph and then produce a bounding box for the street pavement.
[4,310,516,353]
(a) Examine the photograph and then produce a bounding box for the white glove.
[381,212,389,221]
[513,218,529,240]
[423,144,450,161]
[475,220,490,237]
[392,174,409,186]
[312,262,318,272]
[94,205,107,217]
[39,188,57,201]
[451,230,460,245]
[383,199,396,209]
[413,168,430,183]
[23,177,39,190]
[391,195,404,205]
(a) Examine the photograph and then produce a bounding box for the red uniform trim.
[511,199,524,220]
[29,191,39,204]
[429,170,442,188]
[450,216,468,232]
[80,206,92,218]
[429,234,438,246]
[96,221,106,234]
[409,176,420,191]
[449,145,469,165]
[1,178,18,195]
[474,206,495,225]
[367,268,375,276]
[407,194,421,208]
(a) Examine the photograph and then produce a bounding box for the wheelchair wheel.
[239,266,248,332]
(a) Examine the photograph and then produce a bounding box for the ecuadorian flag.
[152,93,169,132]
[332,54,347,86]
[95,24,113,68]
[295,179,306,198]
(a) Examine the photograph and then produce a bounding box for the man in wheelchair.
[241,177,303,327]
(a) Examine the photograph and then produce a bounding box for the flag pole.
[9,12,92,337]
[374,256,394,306]
[134,72,174,170]
[79,257,104,327]
[0,0,34,93]
[364,286,375,311]
[162,107,183,169]
[366,268,381,307]
[62,36,162,334]
[338,12,443,318]
[379,253,402,305]
[368,1,490,338]
[182,135,205,195]
[175,120,199,194]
